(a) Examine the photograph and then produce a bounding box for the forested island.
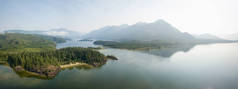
[93,40,191,50]
[0,33,117,79]
[93,40,235,50]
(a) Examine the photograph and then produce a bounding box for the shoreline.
[60,62,93,69]
[13,62,94,79]
[16,69,48,79]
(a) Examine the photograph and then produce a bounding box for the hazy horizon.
[1,0,238,36]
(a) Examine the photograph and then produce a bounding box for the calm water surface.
[1,41,238,89]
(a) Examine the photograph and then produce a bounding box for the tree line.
[5,47,107,71]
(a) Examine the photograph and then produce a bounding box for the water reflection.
[138,44,196,57]
[0,66,45,89]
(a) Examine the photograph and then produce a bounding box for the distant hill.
[0,33,56,50]
[4,28,81,39]
[83,20,195,43]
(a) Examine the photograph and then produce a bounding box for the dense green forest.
[7,47,107,69]
[1,47,109,78]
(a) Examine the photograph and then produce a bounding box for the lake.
[1,41,238,89]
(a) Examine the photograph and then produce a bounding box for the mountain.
[4,28,81,39]
[193,33,223,40]
[84,20,195,42]
[85,19,234,49]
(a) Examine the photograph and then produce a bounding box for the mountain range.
[83,19,232,44]
[84,20,195,42]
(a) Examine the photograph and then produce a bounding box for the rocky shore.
[14,65,61,78]
[13,56,118,79]
[107,55,118,60]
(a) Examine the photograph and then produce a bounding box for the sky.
[0,0,237,36]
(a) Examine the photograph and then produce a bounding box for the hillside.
[35,35,66,43]
[0,33,56,50]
